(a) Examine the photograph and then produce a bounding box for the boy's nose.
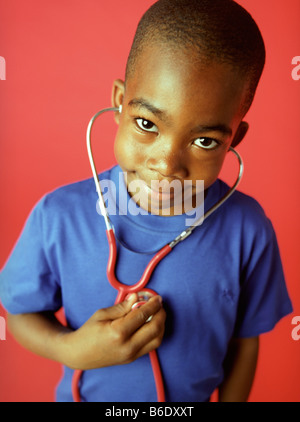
[146,137,188,179]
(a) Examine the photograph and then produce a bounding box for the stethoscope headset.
[71,105,244,402]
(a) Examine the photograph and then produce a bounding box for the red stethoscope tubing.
[106,229,171,303]
[72,107,244,402]
[71,228,171,402]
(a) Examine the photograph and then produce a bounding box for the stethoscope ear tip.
[119,105,122,114]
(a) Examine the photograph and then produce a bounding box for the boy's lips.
[124,171,204,215]
[128,173,194,205]
[144,183,175,201]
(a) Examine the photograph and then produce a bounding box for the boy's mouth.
[144,183,176,202]
[126,172,197,211]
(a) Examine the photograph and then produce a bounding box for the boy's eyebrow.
[128,98,168,122]
[192,123,232,137]
[128,97,232,137]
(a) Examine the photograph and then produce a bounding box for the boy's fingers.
[92,295,164,344]
[127,307,166,358]
[119,296,163,334]
[94,293,138,321]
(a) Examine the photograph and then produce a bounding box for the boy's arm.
[6,294,165,370]
[218,336,259,402]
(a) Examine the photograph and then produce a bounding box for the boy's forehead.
[125,45,247,123]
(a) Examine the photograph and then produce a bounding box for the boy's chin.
[137,197,187,217]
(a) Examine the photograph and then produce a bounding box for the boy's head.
[111,0,265,216]
[125,0,265,116]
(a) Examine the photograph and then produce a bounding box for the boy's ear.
[231,121,249,148]
[111,79,125,124]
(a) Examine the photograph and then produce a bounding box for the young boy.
[0,0,293,402]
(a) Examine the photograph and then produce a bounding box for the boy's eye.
[193,137,219,150]
[136,118,158,133]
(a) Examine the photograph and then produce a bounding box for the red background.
[0,0,299,402]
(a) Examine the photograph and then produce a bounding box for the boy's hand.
[62,294,166,370]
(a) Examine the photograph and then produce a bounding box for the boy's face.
[112,45,249,216]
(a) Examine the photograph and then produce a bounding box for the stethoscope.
[71,106,244,402]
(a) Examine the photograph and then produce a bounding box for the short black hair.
[125,0,265,115]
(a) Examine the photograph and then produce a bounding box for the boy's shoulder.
[37,167,114,211]
[215,178,265,213]
[216,179,276,244]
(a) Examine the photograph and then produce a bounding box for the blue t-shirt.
[0,165,293,402]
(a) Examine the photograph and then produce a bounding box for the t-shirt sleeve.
[0,197,62,314]
[233,218,293,338]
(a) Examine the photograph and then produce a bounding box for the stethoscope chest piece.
[130,288,158,322]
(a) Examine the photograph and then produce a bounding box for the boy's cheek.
[114,133,143,172]
[195,157,227,190]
